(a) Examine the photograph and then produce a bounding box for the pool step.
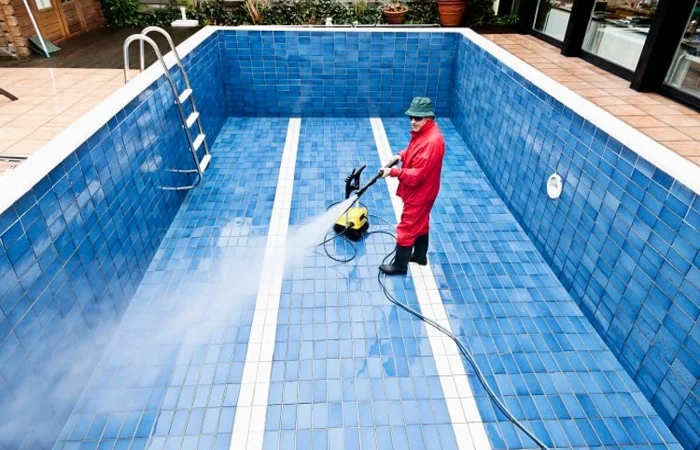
[193,133,205,152]
[199,154,211,172]
[178,88,192,103]
[186,111,199,129]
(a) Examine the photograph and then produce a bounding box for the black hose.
[317,200,551,450]
[376,252,551,450]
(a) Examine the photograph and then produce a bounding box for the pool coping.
[0,25,698,219]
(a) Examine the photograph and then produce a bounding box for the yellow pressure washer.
[333,165,370,241]
[333,159,398,241]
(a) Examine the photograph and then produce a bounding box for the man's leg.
[378,242,412,275]
[410,233,429,265]
[379,208,416,275]
[409,206,432,266]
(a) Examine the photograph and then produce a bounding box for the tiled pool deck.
[51,117,682,449]
[0,68,138,170]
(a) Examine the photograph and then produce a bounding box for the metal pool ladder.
[122,26,211,191]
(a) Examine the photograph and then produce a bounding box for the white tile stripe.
[229,118,301,450]
[370,118,491,450]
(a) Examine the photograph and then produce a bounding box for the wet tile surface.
[9,113,688,449]
[261,118,459,450]
[382,117,682,449]
[53,118,289,449]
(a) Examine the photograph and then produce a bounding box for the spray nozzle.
[345,165,366,199]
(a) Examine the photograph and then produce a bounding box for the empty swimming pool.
[0,27,697,450]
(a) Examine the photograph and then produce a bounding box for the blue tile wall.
[218,31,456,117]
[451,35,699,449]
[0,32,225,449]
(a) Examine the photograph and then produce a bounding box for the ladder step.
[193,133,206,152]
[199,154,211,172]
[178,89,192,103]
[186,111,199,129]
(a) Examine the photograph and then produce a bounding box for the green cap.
[405,97,435,118]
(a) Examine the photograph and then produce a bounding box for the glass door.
[534,0,576,41]
[581,0,659,71]
[664,1,700,99]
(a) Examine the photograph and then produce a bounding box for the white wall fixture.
[547,173,563,199]
[171,6,198,27]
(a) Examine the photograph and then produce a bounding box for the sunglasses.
[409,116,425,122]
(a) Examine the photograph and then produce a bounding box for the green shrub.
[102,0,141,27]
[101,0,183,27]
[492,13,520,26]
[405,0,438,25]
[351,1,383,24]
[137,7,182,27]
[101,0,502,28]
[194,1,250,25]
[463,0,495,26]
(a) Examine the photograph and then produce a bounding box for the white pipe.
[139,39,144,71]
[21,0,50,58]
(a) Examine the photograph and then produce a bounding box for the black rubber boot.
[379,244,412,275]
[410,234,429,266]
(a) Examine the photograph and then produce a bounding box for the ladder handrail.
[137,26,210,159]
[123,34,204,191]
[139,26,193,90]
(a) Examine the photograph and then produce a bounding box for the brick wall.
[0,0,29,58]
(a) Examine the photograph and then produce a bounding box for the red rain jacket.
[389,120,445,246]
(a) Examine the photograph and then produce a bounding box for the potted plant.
[383,1,409,24]
[437,0,467,27]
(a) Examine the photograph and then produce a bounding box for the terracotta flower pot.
[383,8,409,24]
[437,0,467,27]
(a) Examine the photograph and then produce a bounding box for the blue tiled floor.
[382,117,681,450]
[49,116,684,450]
[53,118,290,450]
[262,119,458,450]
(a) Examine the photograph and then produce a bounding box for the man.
[379,97,445,275]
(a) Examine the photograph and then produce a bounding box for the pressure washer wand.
[355,159,399,198]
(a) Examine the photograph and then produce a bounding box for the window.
[534,0,575,41]
[581,0,659,71]
[665,1,700,99]
[34,0,52,9]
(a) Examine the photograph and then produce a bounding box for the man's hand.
[388,154,401,166]
[379,168,392,178]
